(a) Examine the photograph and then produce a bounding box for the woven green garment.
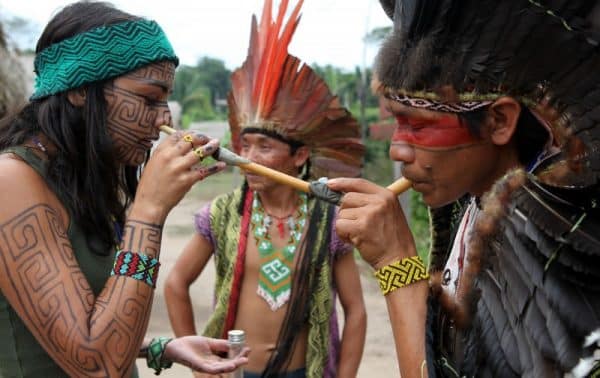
[0,147,138,378]
[203,188,335,378]
[32,19,178,99]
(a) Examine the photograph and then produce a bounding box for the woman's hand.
[132,132,226,224]
[164,335,250,375]
[328,178,417,269]
[193,371,221,378]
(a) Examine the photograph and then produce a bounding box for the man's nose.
[389,142,416,164]
[243,146,260,162]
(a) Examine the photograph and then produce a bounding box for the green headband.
[31,19,179,100]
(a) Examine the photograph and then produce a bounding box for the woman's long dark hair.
[0,2,144,253]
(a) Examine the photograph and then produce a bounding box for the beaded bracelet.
[374,256,429,295]
[110,250,160,288]
[146,336,173,375]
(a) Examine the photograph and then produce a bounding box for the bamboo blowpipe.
[159,125,411,203]
[160,125,310,192]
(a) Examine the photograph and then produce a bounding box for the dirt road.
[137,193,398,377]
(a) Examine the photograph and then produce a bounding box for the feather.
[505,186,600,338]
[518,184,600,257]
[450,173,600,374]
[499,218,560,361]
[228,0,363,179]
[477,273,522,375]
[535,290,583,369]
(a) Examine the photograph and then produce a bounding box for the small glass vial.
[228,330,245,378]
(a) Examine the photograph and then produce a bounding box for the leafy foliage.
[171,57,231,123]
[311,64,379,110]
[362,139,393,185]
[409,191,431,267]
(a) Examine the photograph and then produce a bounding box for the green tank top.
[0,147,138,377]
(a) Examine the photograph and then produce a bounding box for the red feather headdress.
[228,0,364,179]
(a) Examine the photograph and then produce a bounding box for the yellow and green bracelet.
[374,256,429,295]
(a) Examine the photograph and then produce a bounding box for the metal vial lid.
[228,329,245,343]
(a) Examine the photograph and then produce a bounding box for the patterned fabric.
[374,256,429,295]
[199,188,347,378]
[32,20,178,99]
[111,250,160,288]
[145,337,173,375]
[386,92,493,114]
[439,199,479,298]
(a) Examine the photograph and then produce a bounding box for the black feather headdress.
[376,0,600,190]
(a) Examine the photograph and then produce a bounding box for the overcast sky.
[0,0,392,71]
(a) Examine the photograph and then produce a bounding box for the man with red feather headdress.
[165,1,367,377]
[331,0,600,377]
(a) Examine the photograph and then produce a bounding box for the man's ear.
[67,88,86,107]
[293,146,310,168]
[487,97,521,146]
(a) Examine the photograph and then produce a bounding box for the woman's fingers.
[190,354,249,375]
[158,137,221,174]
[182,139,220,166]
[205,338,230,353]
[171,163,226,190]
[156,131,212,158]
[135,133,224,217]
[190,162,227,181]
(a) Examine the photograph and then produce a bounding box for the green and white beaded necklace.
[251,191,308,311]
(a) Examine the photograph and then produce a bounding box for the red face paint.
[392,115,480,148]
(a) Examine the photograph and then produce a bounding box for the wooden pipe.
[386,177,412,194]
[237,160,311,193]
[160,125,311,193]
[159,125,411,199]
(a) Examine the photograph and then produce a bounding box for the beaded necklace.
[31,136,48,153]
[251,191,308,311]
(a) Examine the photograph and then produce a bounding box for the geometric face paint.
[104,61,175,166]
[392,115,481,149]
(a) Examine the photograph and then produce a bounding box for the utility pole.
[359,0,373,144]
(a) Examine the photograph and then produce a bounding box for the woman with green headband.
[0,1,248,377]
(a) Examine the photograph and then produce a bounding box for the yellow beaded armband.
[374,256,429,295]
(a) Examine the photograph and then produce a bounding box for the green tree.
[180,88,216,127]
[193,57,231,107]
[171,57,231,123]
